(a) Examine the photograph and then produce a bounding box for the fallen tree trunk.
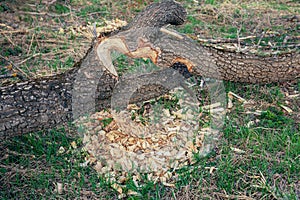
[1,0,299,138]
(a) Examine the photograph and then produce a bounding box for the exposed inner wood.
[171,57,195,72]
[96,37,128,76]
[160,28,184,40]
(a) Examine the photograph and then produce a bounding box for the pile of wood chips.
[75,89,220,193]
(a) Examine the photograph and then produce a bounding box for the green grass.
[205,0,216,5]
[0,129,118,199]
[223,111,299,199]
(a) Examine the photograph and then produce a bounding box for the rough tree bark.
[0,0,299,138]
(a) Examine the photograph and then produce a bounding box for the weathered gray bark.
[0,0,299,138]
[154,34,300,83]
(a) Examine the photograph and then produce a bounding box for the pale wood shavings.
[76,92,221,192]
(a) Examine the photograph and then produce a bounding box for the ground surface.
[0,0,299,199]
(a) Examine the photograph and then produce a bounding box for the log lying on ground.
[1,0,299,138]
[0,50,178,138]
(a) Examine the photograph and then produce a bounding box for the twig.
[6,149,35,158]
[0,29,30,34]
[283,35,289,46]
[0,55,28,80]
[251,127,281,131]
[1,33,15,46]
[256,31,266,47]
[18,11,71,17]
[0,23,13,29]
[214,193,255,200]
[257,43,300,49]
[17,53,41,65]
[197,35,256,44]
[236,26,242,52]
[87,11,110,16]
[46,0,57,5]
[0,164,30,174]
[67,4,75,22]
[35,39,70,44]
[34,33,42,54]
[27,33,35,56]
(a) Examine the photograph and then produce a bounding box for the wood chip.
[228,91,246,103]
[280,105,293,113]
